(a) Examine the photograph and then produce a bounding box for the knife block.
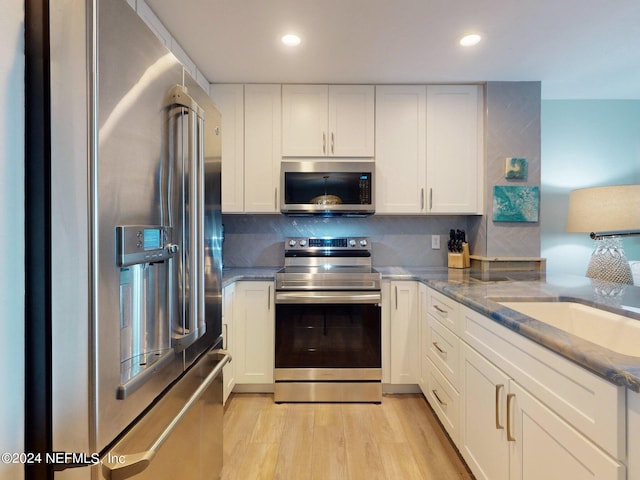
[448,243,470,269]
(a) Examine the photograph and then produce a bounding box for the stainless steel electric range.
[274,237,382,403]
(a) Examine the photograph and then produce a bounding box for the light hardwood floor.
[221,393,474,480]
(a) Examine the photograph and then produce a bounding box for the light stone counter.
[223,266,640,391]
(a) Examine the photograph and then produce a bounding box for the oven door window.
[275,303,381,368]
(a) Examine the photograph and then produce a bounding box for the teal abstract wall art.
[505,157,528,179]
[493,186,539,222]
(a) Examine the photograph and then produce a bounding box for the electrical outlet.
[431,235,441,249]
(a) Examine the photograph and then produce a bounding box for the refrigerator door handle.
[101,351,231,480]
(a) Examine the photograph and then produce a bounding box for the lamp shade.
[566,185,640,234]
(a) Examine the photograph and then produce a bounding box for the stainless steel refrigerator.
[28,0,227,478]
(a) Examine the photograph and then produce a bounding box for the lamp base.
[586,237,633,285]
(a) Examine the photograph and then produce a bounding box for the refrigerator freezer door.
[100,350,230,480]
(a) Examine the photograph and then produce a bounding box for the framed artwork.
[505,157,528,179]
[493,185,539,222]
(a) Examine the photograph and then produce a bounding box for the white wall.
[0,1,25,479]
[541,100,640,277]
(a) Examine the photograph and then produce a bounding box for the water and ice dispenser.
[115,225,177,399]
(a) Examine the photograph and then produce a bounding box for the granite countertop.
[222,266,640,392]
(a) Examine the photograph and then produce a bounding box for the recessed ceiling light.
[459,34,482,47]
[281,34,302,47]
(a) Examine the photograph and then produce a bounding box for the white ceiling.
[146,0,640,99]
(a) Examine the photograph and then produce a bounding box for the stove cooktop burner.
[277,236,380,291]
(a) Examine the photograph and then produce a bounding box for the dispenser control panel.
[116,225,176,266]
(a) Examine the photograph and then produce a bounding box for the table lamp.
[566,185,640,285]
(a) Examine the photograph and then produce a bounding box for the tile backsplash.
[222,214,471,268]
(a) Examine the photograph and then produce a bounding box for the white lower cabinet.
[461,344,624,480]
[509,381,624,480]
[420,286,626,480]
[222,284,236,404]
[388,281,419,384]
[421,286,462,442]
[461,344,510,480]
[232,281,274,384]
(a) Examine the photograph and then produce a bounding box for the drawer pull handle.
[432,389,447,407]
[433,305,448,315]
[495,384,504,430]
[507,393,516,442]
[432,342,446,355]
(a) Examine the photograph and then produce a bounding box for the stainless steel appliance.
[26,0,228,478]
[274,237,382,402]
[280,161,375,215]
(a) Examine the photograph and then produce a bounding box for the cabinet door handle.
[495,384,504,430]
[322,132,326,154]
[420,188,425,210]
[432,341,446,355]
[331,132,335,154]
[506,393,516,442]
[395,285,398,309]
[267,285,271,310]
[433,305,448,316]
[429,188,433,210]
[274,188,278,210]
[432,389,447,407]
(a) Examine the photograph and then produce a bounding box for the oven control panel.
[284,237,370,252]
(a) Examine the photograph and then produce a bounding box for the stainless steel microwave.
[280,161,375,215]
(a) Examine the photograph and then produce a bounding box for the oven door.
[274,290,381,401]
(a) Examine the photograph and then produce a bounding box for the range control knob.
[349,239,357,247]
[288,239,297,247]
[359,239,368,247]
[299,239,307,247]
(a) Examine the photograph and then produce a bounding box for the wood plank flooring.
[221,393,474,480]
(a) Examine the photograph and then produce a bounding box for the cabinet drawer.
[426,317,460,389]
[427,287,460,335]
[461,305,625,460]
[426,358,460,444]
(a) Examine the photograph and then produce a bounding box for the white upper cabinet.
[375,84,484,215]
[375,85,427,214]
[282,84,375,157]
[244,84,282,213]
[426,85,483,214]
[210,84,244,213]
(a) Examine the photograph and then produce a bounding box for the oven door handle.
[275,291,381,304]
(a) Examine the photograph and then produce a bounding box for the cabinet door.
[509,381,625,480]
[222,284,236,403]
[282,84,327,156]
[375,85,427,214]
[244,84,281,212]
[328,85,374,156]
[210,84,244,213]
[461,343,510,480]
[234,282,274,384]
[418,283,429,393]
[390,281,419,384]
[426,85,483,214]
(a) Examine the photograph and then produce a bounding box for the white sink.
[498,301,640,357]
